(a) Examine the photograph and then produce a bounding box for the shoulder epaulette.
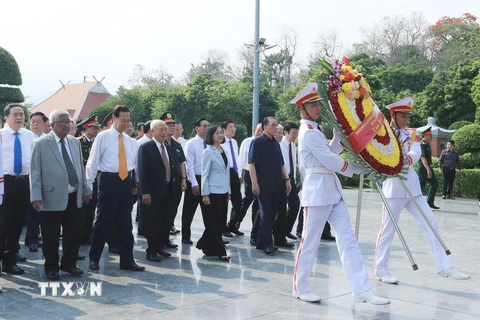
[306,124,313,129]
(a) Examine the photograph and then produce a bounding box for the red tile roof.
[30,82,111,120]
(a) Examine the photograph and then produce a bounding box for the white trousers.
[293,200,371,297]
[375,195,453,277]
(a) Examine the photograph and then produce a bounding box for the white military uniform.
[375,126,453,277]
[293,118,372,297]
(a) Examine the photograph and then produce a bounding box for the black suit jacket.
[138,139,172,199]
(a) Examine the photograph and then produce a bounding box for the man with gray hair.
[30,109,92,280]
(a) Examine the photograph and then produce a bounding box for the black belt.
[100,171,132,176]
[5,174,29,180]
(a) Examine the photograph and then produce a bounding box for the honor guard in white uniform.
[292,83,390,305]
[375,97,470,284]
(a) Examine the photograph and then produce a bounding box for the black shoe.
[60,266,84,277]
[296,233,302,238]
[250,238,256,245]
[223,240,230,244]
[275,240,295,248]
[230,225,244,236]
[38,241,44,248]
[222,232,233,238]
[429,204,440,209]
[321,235,336,241]
[2,264,25,275]
[447,195,455,200]
[182,239,193,245]
[263,246,275,255]
[165,240,178,248]
[158,249,171,257]
[89,261,100,271]
[442,195,446,199]
[120,261,145,271]
[46,270,60,280]
[29,243,38,252]
[146,253,161,262]
[170,226,180,235]
[286,233,297,240]
[76,255,86,260]
[108,247,119,254]
[218,256,231,262]
[15,253,27,262]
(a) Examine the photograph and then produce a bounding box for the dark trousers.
[89,173,134,265]
[442,167,456,197]
[231,170,259,228]
[297,207,332,238]
[25,204,40,245]
[0,176,30,265]
[168,188,182,230]
[419,166,438,205]
[40,193,83,273]
[273,187,287,243]
[81,180,97,243]
[226,168,242,231]
[181,176,207,241]
[284,179,300,235]
[256,190,281,250]
[142,187,171,255]
[196,193,227,256]
[136,185,144,234]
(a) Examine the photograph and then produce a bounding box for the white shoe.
[377,273,399,284]
[355,290,391,305]
[293,291,321,302]
[438,268,470,280]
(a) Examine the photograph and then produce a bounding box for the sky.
[1,0,478,105]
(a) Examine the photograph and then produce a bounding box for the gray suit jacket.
[201,145,231,196]
[30,132,91,211]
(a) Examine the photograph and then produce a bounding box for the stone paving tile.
[0,189,479,319]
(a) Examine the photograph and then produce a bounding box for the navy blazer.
[201,145,231,196]
[138,139,173,199]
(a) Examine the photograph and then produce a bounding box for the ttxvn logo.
[39,282,102,296]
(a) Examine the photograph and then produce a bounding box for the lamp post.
[252,0,260,133]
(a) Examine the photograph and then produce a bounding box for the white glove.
[0,195,3,206]
[333,128,342,138]
[350,162,367,175]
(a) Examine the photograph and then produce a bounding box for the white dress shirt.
[280,136,297,183]
[86,127,137,190]
[184,135,205,187]
[137,135,151,146]
[51,131,77,193]
[33,132,46,139]
[175,136,187,148]
[237,136,254,178]
[1,127,35,175]
[221,136,239,172]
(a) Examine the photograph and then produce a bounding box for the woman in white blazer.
[197,124,231,261]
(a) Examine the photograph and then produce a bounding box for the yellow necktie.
[161,143,171,183]
[119,134,128,180]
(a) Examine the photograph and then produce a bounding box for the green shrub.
[459,153,480,169]
[452,124,480,154]
[448,120,472,130]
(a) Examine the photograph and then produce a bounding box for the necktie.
[14,132,22,175]
[60,139,78,187]
[161,143,171,183]
[229,140,238,172]
[118,134,128,180]
[288,143,295,180]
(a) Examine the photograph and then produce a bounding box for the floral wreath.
[319,57,406,178]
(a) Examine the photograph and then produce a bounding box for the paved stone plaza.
[0,188,479,319]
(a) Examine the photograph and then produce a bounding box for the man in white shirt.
[0,104,35,275]
[280,123,301,241]
[181,118,209,244]
[220,120,243,237]
[230,123,262,236]
[137,121,152,146]
[29,112,47,138]
[174,121,187,148]
[86,105,144,272]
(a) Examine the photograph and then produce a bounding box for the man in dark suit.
[30,109,92,280]
[138,120,173,261]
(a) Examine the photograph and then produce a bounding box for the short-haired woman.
[197,124,231,261]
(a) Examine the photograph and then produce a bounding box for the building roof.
[416,117,456,138]
[30,81,111,120]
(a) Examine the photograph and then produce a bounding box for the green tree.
[0,46,24,111]
[452,124,480,154]
[448,120,472,130]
